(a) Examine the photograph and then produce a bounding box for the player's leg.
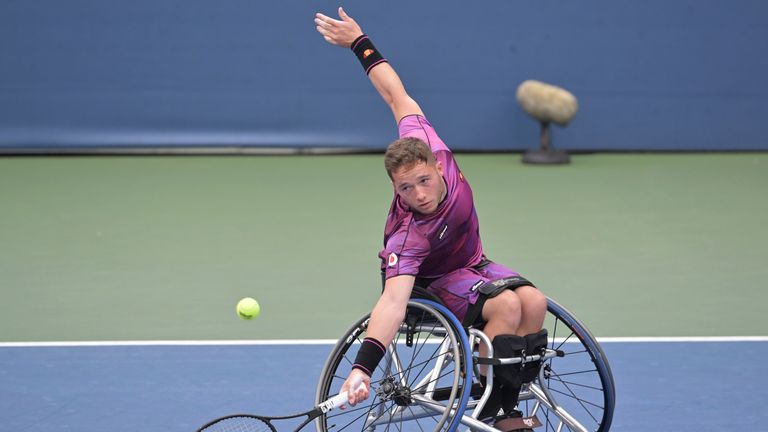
[475,290,525,420]
[480,289,522,338]
[472,262,547,425]
[513,285,548,335]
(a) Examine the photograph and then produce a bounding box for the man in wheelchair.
[315,8,549,429]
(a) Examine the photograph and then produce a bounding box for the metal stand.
[522,122,571,165]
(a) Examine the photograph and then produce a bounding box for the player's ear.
[435,161,444,176]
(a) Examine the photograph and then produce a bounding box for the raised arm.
[315,7,424,123]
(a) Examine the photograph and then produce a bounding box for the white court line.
[1,336,767,347]
[0,340,339,347]
[597,336,768,343]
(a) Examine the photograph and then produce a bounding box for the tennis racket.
[196,384,365,432]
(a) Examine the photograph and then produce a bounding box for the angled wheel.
[316,299,473,432]
[517,298,616,432]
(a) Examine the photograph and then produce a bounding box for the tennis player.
[315,8,548,425]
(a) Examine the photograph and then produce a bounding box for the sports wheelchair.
[315,288,615,432]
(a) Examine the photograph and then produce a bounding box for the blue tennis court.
[1,340,766,431]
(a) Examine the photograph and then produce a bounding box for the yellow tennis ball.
[236,297,260,320]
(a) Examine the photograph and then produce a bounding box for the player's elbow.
[380,91,397,111]
[392,97,423,121]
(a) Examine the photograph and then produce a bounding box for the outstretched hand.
[315,7,363,48]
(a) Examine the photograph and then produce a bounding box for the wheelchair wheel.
[316,299,473,432]
[517,298,616,432]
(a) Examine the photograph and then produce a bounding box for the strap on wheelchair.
[477,276,534,298]
[475,330,549,384]
[521,329,548,383]
[490,335,526,388]
[405,312,418,347]
[475,330,548,418]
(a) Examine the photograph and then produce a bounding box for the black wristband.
[351,34,388,75]
[352,337,387,376]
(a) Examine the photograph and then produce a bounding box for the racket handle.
[322,383,367,412]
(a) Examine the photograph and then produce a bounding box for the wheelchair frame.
[315,297,615,432]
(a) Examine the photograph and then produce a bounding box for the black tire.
[516,298,616,432]
[315,300,472,432]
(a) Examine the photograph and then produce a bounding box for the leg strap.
[490,330,549,414]
[478,276,535,298]
[521,329,548,383]
[492,335,526,413]
[491,335,525,388]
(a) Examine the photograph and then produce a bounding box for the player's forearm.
[366,275,415,346]
[368,63,404,108]
[349,278,412,377]
[366,63,422,122]
[367,295,408,346]
[344,29,421,120]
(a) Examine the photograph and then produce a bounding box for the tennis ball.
[236,297,260,320]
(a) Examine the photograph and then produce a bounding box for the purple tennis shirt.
[379,115,484,280]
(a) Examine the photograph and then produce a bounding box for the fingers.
[314,14,340,41]
[338,7,350,21]
[315,13,340,28]
[344,372,370,406]
[348,382,369,406]
[314,16,331,31]
[346,379,361,405]
[314,10,361,48]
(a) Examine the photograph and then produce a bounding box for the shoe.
[491,410,541,432]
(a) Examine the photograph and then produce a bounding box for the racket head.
[196,414,277,432]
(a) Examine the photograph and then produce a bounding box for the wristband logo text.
[363,49,375,59]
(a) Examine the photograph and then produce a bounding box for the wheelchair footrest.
[495,414,542,431]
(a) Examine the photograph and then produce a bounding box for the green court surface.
[1,153,766,341]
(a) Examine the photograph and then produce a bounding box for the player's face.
[391,161,447,214]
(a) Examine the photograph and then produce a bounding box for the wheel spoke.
[317,301,470,432]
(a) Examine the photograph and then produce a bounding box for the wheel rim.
[517,299,615,432]
[316,301,470,432]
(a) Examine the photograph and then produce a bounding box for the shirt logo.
[438,224,448,240]
[470,280,485,292]
[387,253,398,267]
[363,49,375,59]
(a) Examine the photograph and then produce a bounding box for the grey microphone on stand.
[516,80,578,164]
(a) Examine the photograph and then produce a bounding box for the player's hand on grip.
[341,368,370,406]
[315,7,363,48]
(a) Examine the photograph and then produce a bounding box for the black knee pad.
[491,334,526,388]
[521,329,548,383]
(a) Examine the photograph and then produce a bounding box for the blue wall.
[1,1,766,152]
